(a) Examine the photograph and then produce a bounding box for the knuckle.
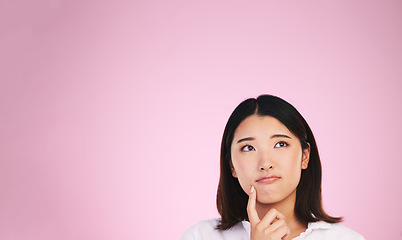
[255,223,264,232]
[277,219,286,225]
[280,225,289,234]
[263,227,273,235]
[270,208,278,215]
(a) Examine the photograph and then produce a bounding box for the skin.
[231,115,310,240]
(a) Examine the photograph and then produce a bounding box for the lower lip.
[257,177,280,184]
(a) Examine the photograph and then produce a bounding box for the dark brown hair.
[216,94,342,230]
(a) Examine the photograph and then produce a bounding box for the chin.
[256,196,282,205]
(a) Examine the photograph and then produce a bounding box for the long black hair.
[216,94,342,230]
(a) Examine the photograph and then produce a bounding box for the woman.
[181,95,365,240]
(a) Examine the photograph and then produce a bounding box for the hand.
[247,186,290,240]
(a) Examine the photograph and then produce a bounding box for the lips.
[256,175,280,184]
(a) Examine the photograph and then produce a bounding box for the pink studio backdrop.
[1,1,401,239]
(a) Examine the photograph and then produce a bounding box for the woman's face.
[230,114,310,205]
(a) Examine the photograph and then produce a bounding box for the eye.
[241,145,255,152]
[274,141,288,148]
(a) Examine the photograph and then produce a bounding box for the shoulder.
[301,221,365,240]
[328,223,365,239]
[181,219,219,238]
[180,219,248,240]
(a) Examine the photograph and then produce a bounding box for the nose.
[260,165,273,171]
[259,150,273,171]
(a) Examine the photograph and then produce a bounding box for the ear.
[230,162,237,178]
[301,142,310,170]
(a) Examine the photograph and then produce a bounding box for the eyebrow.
[271,134,291,139]
[236,137,255,144]
[236,134,291,144]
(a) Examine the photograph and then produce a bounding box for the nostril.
[260,165,273,171]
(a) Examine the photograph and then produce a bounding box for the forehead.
[233,115,295,139]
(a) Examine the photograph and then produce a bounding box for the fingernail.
[250,186,255,193]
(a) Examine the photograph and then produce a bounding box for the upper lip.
[256,175,280,182]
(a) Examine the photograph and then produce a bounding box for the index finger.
[247,185,260,225]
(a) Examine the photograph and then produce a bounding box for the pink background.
[1,1,401,239]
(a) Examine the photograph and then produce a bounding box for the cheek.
[233,160,253,178]
[276,150,303,177]
[282,149,303,166]
[232,159,255,194]
[284,152,304,181]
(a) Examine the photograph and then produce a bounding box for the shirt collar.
[307,221,333,230]
[241,221,251,236]
[241,220,332,236]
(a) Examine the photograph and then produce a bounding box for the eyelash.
[274,141,289,148]
[240,145,255,152]
[240,141,289,152]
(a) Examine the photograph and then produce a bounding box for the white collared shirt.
[181,219,365,240]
